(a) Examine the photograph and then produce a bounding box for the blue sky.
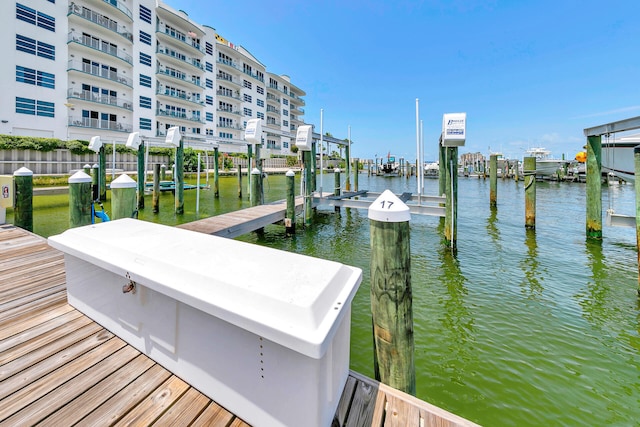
[169,0,640,161]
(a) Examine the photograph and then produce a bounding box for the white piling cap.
[286,169,295,177]
[68,170,92,183]
[110,174,137,188]
[13,167,33,176]
[92,164,99,168]
[368,189,410,223]
[334,168,341,173]
[83,164,91,169]
[251,168,261,175]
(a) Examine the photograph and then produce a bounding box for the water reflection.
[576,240,611,328]
[520,229,543,298]
[486,207,500,251]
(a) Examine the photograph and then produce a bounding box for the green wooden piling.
[13,167,33,232]
[490,154,498,208]
[161,164,166,181]
[99,146,106,201]
[237,164,243,198]
[354,158,359,192]
[251,168,261,207]
[153,164,160,213]
[137,142,145,210]
[83,164,90,174]
[213,146,220,198]
[524,156,536,229]
[285,169,295,234]
[175,140,184,214]
[635,146,640,293]
[514,160,520,181]
[91,164,99,200]
[438,143,446,196]
[443,147,458,251]
[311,142,317,193]
[304,150,313,226]
[334,168,341,212]
[247,144,253,200]
[369,190,415,395]
[111,174,137,220]
[345,144,351,192]
[586,135,602,239]
[68,171,93,228]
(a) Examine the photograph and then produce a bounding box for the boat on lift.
[601,134,640,183]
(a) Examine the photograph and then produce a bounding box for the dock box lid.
[48,219,362,359]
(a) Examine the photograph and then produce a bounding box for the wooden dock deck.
[0,225,479,426]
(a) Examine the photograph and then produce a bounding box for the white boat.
[424,161,439,178]
[601,134,640,183]
[525,147,571,177]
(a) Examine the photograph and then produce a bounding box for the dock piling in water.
[334,168,341,213]
[99,146,106,201]
[213,146,220,198]
[369,190,415,395]
[490,154,498,208]
[250,168,260,207]
[13,167,33,232]
[524,156,536,229]
[237,165,242,199]
[285,169,295,235]
[586,135,602,239]
[68,171,92,228]
[175,140,184,214]
[635,146,640,293]
[111,174,137,220]
[153,164,160,213]
[137,141,145,210]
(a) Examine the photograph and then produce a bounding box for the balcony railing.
[216,74,240,87]
[217,107,241,116]
[242,69,264,83]
[157,46,204,71]
[68,4,132,42]
[266,94,280,103]
[266,120,282,127]
[217,122,243,130]
[156,24,204,54]
[217,58,240,71]
[67,89,133,110]
[69,116,132,132]
[156,88,203,105]
[156,109,205,123]
[102,0,132,21]
[267,84,290,97]
[216,90,241,101]
[67,60,133,87]
[266,106,280,114]
[157,67,205,88]
[68,32,132,65]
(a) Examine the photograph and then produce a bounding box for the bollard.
[69,171,93,228]
[153,164,160,213]
[490,154,497,208]
[237,164,243,199]
[111,174,137,220]
[175,139,184,214]
[91,163,99,200]
[214,146,220,198]
[250,168,261,207]
[13,167,33,232]
[137,141,145,210]
[524,156,536,229]
[334,168,341,213]
[368,190,415,395]
[285,169,295,235]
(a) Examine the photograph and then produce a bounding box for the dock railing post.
[586,135,602,239]
[153,164,160,213]
[175,139,184,214]
[68,171,92,228]
[635,146,640,294]
[137,141,145,210]
[111,174,137,220]
[369,190,415,395]
[213,146,220,198]
[524,156,536,229]
[285,169,295,235]
[490,154,498,208]
[13,167,33,232]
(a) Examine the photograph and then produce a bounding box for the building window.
[139,5,152,24]
[206,42,213,55]
[139,74,152,88]
[257,112,264,119]
[16,35,55,60]
[257,86,264,95]
[219,132,233,139]
[16,97,54,117]
[283,98,289,106]
[205,78,213,89]
[206,95,213,105]
[244,108,252,117]
[206,112,213,122]
[256,99,264,108]
[139,31,151,45]
[139,52,151,66]
[140,118,152,130]
[283,109,289,116]
[243,94,252,103]
[16,4,55,32]
[139,96,151,109]
[206,128,213,136]
[243,80,252,89]
[256,71,264,82]
[283,120,289,127]
[283,141,289,148]
[205,61,213,72]
[16,66,55,89]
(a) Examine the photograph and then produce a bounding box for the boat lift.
[314,190,446,217]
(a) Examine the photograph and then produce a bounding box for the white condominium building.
[0,0,306,156]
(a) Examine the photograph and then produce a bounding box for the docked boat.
[601,134,640,183]
[424,161,439,178]
[379,153,400,176]
[525,147,571,178]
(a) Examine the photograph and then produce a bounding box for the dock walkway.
[0,225,479,426]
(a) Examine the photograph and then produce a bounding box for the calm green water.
[10,174,640,426]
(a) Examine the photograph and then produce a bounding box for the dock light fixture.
[126,132,141,150]
[442,112,467,147]
[165,126,181,147]
[295,125,313,151]
[88,136,102,153]
[244,118,262,145]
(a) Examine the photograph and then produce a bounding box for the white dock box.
[48,219,362,427]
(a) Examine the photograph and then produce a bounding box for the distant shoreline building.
[0,0,306,156]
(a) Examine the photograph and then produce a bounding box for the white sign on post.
[442,113,467,147]
[295,125,313,151]
[244,119,262,145]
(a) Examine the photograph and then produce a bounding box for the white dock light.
[126,132,141,150]
[88,136,102,153]
[165,126,181,147]
[244,118,262,145]
[442,113,467,147]
[296,125,313,151]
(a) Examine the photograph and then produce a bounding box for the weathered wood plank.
[152,387,211,426]
[190,402,235,427]
[0,299,72,340]
[1,345,140,426]
[384,394,421,427]
[0,282,66,314]
[345,376,379,427]
[112,375,190,426]
[333,375,357,426]
[75,364,172,426]
[36,354,156,426]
